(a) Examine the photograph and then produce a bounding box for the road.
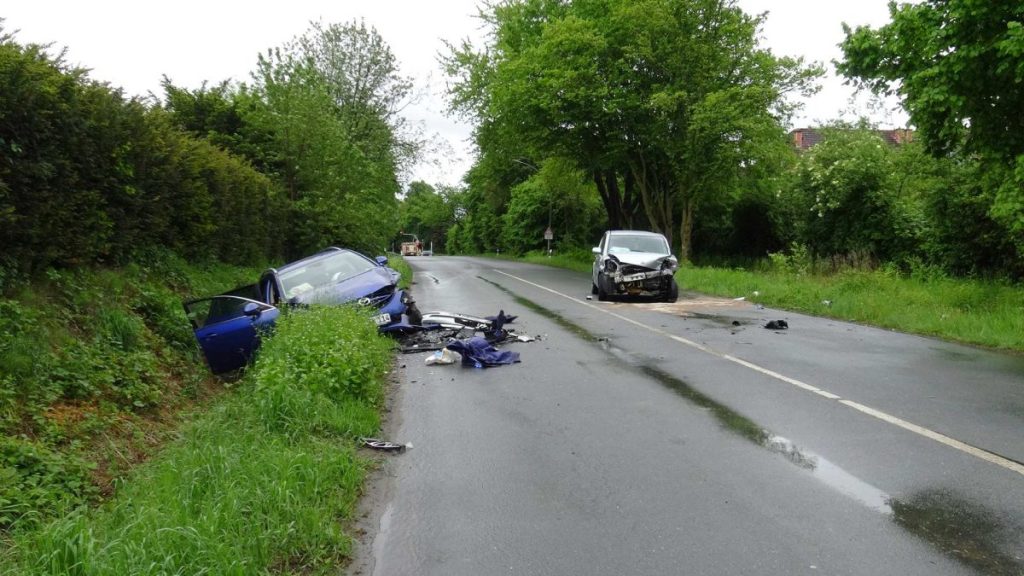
[351,256,1024,576]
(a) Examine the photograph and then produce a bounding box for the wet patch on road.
[891,489,1024,576]
[478,276,604,342]
[479,275,1024,575]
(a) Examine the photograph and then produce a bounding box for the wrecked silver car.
[591,230,679,302]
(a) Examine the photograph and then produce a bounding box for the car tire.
[591,282,598,295]
[406,301,423,325]
[663,278,679,303]
[596,274,609,301]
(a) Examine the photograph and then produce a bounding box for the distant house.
[789,128,914,152]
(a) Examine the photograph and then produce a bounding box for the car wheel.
[406,301,423,325]
[663,278,679,303]
[591,282,598,295]
[597,274,609,301]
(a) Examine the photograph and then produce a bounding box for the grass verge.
[1,249,266,532]
[0,305,394,574]
[682,266,1024,351]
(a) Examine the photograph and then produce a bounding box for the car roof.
[606,230,666,237]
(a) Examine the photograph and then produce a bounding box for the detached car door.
[183,296,279,374]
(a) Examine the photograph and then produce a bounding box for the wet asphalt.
[354,256,1024,576]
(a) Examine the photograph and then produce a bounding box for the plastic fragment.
[361,438,408,453]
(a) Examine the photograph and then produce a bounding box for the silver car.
[591,230,679,302]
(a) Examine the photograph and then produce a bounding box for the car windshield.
[608,235,668,254]
[278,251,377,299]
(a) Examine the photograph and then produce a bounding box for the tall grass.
[0,305,394,574]
[682,266,1024,351]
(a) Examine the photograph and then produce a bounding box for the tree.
[839,0,1024,261]
[789,125,921,262]
[444,0,818,260]
[246,21,419,255]
[399,181,459,253]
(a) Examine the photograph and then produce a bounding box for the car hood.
[609,251,672,269]
[292,267,395,305]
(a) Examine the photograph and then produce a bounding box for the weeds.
[0,251,266,532]
[0,305,393,574]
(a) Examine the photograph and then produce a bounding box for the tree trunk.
[679,195,695,262]
[593,169,621,229]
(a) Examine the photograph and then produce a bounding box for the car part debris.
[446,336,521,367]
[399,326,470,353]
[425,349,462,365]
[361,438,411,453]
[764,320,789,330]
[485,310,518,325]
[515,334,536,343]
[420,311,494,330]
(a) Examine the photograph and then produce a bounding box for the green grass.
[0,305,394,575]
[386,253,414,289]
[0,249,268,533]
[519,249,592,274]
[682,266,1024,351]
[502,250,1024,352]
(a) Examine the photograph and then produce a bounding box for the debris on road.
[425,348,462,365]
[446,336,521,368]
[361,438,412,453]
[399,326,471,353]
[764,320,789,330]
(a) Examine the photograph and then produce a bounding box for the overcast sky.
[3,1,908,188]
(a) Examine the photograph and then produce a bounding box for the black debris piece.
[764,320,789,330]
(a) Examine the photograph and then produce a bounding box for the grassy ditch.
[0,305,393,574]
[504,250,1024,352]
[0,249,266,534]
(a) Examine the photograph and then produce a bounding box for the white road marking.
[493,269,1024,477]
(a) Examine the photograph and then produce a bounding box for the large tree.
[839,0,1024,258]
[444,0,818,260]
[245,21,420,255]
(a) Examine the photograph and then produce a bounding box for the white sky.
[3,1,907,188]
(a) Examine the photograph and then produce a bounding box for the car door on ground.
[183,295,279,374]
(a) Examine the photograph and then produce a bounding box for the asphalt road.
[352,256,1024,576]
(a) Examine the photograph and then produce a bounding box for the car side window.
[186,297,271,330]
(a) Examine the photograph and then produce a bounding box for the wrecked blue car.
[184,247,421,374]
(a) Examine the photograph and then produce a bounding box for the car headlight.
[605,259,618,272]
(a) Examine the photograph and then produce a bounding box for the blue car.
[184,248,420,374]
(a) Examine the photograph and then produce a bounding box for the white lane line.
[492,269,1024,477]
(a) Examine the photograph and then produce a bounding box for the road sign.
[544,227,553,240]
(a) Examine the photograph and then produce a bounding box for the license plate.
[372,313,392,326]
[621,272,649,282]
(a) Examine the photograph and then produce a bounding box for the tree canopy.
[444,0,820,260]
[840,1,1024,258]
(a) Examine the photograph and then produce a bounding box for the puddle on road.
[477,276,1024,574]
[891,489,1023,576]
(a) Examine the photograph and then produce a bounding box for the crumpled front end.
[601,253,678,296]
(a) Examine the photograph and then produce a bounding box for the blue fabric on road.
[446,336,521,368]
